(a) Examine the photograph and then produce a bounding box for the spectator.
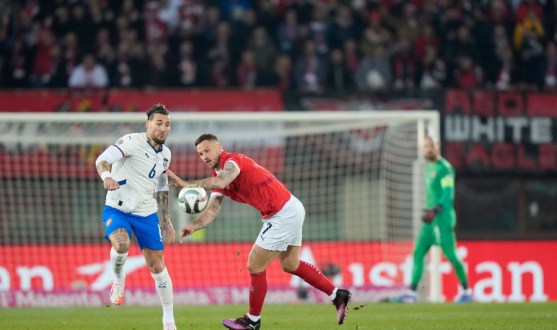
[208,22,235,66]
[543,42,557,91]
[444,25,481,67]
[211,58,230,87]
[45,45,67,88]
[329,6,360,50]
[514,8,544,50]
[31,25,57,87]
[392,37,417,91]
[220,0,251,22]
[493,24,511,58]
[414,25,439,59]
[63,32,79,75]
[517,0,543,23]
[68,54,108,89]
[112,43,143,88]
[359,11,390,56]
[343,39,360,75]
[287,0,315,25]
[144,2,168,53]
[234,8,258,48]
[178,0,205,39]
[157,0,180,30]
[273,54,293,91]
[53,6,71,37]
[328,49,353,93]
[69,4,94,51]
[294,40,328,93]
[491,46,518,91]
[356,44,391,92]
[8,39,31,88]
[519,28,545,89]
[308,7,330,54]
[237,50,258,89]
[453,56,483,89]
[276,9,299,54]
[202,6,221,43]
[177,41,199,87]
[96,28,115,67]
[247,27,276,83]
[381,3,427,43]
[147,52,173,87]
[416,45,446,90]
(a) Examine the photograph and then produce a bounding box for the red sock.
[293,261,336,296]
[248,271,267,316]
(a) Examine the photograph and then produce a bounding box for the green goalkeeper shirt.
[425,157,456,220]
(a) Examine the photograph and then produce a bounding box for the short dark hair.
[195,133,219,147]
[146,104,170,120]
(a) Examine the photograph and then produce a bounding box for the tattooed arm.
[167,162,240,190]
[179,194,224,243]
[156,190,175,243]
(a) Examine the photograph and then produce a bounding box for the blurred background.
[0,0,556,307]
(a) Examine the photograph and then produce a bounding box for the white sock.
[329,287,339,301]
[151,267,174,323]
[247,313,260,322]
[110,247,128,281]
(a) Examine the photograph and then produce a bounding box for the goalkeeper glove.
[422,205,442,223]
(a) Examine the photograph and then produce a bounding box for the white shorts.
[255,195,305,252]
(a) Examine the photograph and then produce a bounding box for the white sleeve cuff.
[155,173,169,192]
[95,145,124,166]
[211,192,224,196]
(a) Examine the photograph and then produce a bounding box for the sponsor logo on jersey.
[117,139,124,145]
[106,218,112,226]
[145,153,150,159]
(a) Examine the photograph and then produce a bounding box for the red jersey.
[211,151,291,218]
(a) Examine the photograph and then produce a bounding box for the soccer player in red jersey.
[167,133,351,330]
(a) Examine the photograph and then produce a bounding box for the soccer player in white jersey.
[95,104,177,330]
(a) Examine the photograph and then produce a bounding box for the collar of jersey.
[146,139,164,154]
[217,150,229,172]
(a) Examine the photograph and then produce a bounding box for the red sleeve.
[224,154,243,173]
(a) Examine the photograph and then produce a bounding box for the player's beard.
[425,152,438,162]
[209,157,220,169]
[151,133,167,146]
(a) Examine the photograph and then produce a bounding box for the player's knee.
[112,242,130,254]
[145,257,164,273]
[247,261,266,274]
[280,261,299,274]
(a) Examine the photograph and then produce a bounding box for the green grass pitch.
[1,302,556,330]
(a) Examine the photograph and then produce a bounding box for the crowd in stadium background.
[2,0,557,92]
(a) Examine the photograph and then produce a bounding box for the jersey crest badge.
[163,158,168,168]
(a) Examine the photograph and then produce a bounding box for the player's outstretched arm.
[95,146,123,191]
[167,162,240,190]
[180,194,224,243]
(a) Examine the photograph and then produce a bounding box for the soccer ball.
[178,186,208,214]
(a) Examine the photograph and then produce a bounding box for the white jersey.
[106,133,172,216]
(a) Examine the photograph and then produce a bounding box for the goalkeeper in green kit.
[392,136,473,304]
